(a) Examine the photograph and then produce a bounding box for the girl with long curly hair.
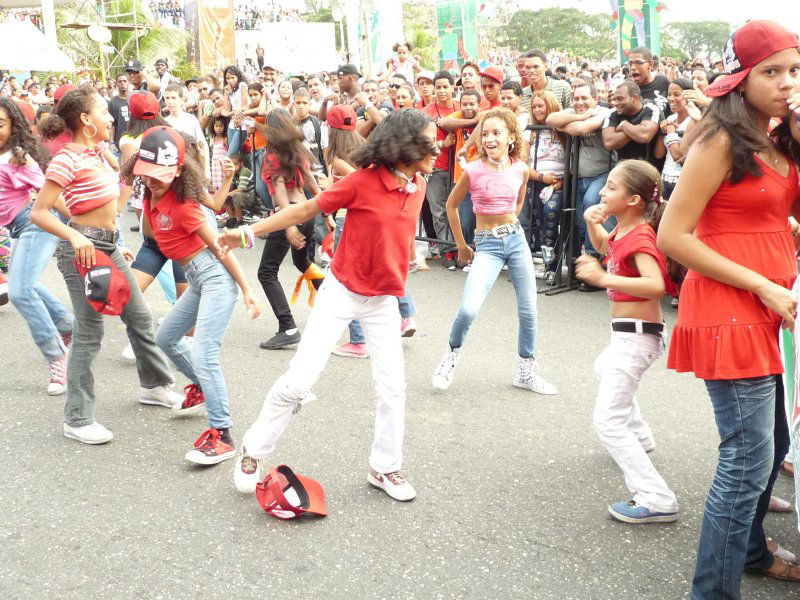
[252,108,324,351]
[124,126,259,465]
[433,108,556,395]
[221,109,438,502]
[32,87,182,445]
[0,96,75,396]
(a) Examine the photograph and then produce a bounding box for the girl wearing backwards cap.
[122,126,260,465]
[658,20,800,594]
[221,109,438,502]
[32,87,182,445]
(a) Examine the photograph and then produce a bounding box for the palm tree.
[56,0,191,78]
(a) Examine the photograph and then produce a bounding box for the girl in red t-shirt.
[123,126,260,466]
[576,159,678,525]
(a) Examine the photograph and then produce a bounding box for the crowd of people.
[2,17,800,600]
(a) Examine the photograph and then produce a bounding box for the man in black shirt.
[107,73,130,152]
[628,46,670,116]
[602,80,661,164]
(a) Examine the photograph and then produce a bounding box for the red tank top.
[668,156,799,380]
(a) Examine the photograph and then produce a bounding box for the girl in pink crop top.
[433,108,557,395]
[575,159,678,522]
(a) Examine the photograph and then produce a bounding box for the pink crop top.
[464,159,527,215]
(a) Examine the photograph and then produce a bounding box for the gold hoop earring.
[82,123,98,139]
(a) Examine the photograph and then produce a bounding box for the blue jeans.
[155,250,238,429]
[458,191,476,246]
[226,128,245,158]
[332,216,415,344]
[575,173,609,255]
[7,204,73,362]
[691,376,776,600]
[252,147,272,212]
[448,226,538,357]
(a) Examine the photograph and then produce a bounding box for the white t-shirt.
[662,115,691,183]
[165,111,206,147]
[528,129,565,177]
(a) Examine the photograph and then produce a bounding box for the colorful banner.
[197,0,235,73]
[364,2,403,78]
[613,0,663,63]
[779,278,800,532]
[436,0,479,72]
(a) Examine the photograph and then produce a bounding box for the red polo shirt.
[143,189,207,261]
[423,100,459,171]
[316,165,426,296]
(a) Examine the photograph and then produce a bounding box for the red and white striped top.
[45,143,118,216]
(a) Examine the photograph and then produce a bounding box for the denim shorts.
[131,236,187,283]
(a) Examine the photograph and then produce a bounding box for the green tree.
[663,21,731,59]
[495,8,616,60]
[56,0,191,78]
[402,1,438,70]
[659,27,688,62]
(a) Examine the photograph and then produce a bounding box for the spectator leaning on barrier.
[602,80,660,166]
[548,81,617,266]
[521,49,572,112]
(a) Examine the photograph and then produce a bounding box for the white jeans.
[593,321,678,512]
[242,272,406,474]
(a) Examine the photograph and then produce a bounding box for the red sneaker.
[185,428,235,465]
[172,383,206,416]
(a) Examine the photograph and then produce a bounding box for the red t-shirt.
[414,98,432,110]
[143,189,207,261]
[606,223,672,302]
[261,152,307,196]
[316,165,426,296]
[423,100,460,171]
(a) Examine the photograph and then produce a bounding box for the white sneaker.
[233,449,261,494]
[63,421,113,444]
[432,347,461,390]
[513,357,557,395]
[501,264,509,271]
[138,385,182,408]
[367,468,416,501]
[121,343,136,363]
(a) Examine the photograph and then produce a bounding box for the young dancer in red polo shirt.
[221,110,437,501]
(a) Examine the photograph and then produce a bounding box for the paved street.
[2,216,798,600]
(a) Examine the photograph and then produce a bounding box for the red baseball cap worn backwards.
[327,104,357,131]
[73,251,131,316]
[53,84,77,104]
[133,126,186,183]
[706,20,800,98]
[128,90,160,120]
[256,465,328,520]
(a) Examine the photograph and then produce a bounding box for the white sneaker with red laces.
[172,383,206,416]
[367,468,416,502]
[185,428,235,465]
[47,354,68,396]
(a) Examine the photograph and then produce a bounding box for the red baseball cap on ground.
[133,126,186,183]
[480,66,505,85]
[256,465,328,520]
[128,91,160,120]
[53,84,77,103]
[73,250,131,316]
[327,104,357,131]
[706,20,800,98]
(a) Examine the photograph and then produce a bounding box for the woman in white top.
[221,65,249,157]
[655,78,701,199]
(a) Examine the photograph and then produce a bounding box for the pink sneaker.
[48,353,68,396]
[400,317,417,338]
[332,342,369,358]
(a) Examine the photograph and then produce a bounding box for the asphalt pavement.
[1,214,799,600]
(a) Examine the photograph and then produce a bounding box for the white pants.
[242,272,406,474]
[593,321,678,512]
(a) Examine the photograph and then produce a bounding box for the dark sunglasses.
[389,84,402,89]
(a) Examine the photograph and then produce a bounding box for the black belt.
[68,222,119,244]
[611,321,664,335]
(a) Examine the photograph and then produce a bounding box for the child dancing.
[576,159,678,524]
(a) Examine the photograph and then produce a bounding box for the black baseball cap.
[124,59,144,73]
[155,58,168,67]
[337,64,362,77]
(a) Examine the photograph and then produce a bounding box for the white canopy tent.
[0,18,75,71]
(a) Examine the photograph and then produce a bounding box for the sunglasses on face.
[389,84,402,89]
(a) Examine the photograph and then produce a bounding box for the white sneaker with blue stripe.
[608,500,678,524]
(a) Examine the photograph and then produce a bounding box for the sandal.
[747,555,800,582]
[768,495,794,513]
[782,459,795,478]
[768,538,798,565]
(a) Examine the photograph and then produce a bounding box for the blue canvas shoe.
[608,500,678,524]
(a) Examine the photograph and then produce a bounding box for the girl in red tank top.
[576,160,678,524]
[657,20,800,593]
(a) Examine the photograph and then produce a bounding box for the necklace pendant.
[405,182,417,194]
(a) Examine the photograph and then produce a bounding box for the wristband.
[664,133,680,147]
[239,229,246,249]
[241,224,255,249]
